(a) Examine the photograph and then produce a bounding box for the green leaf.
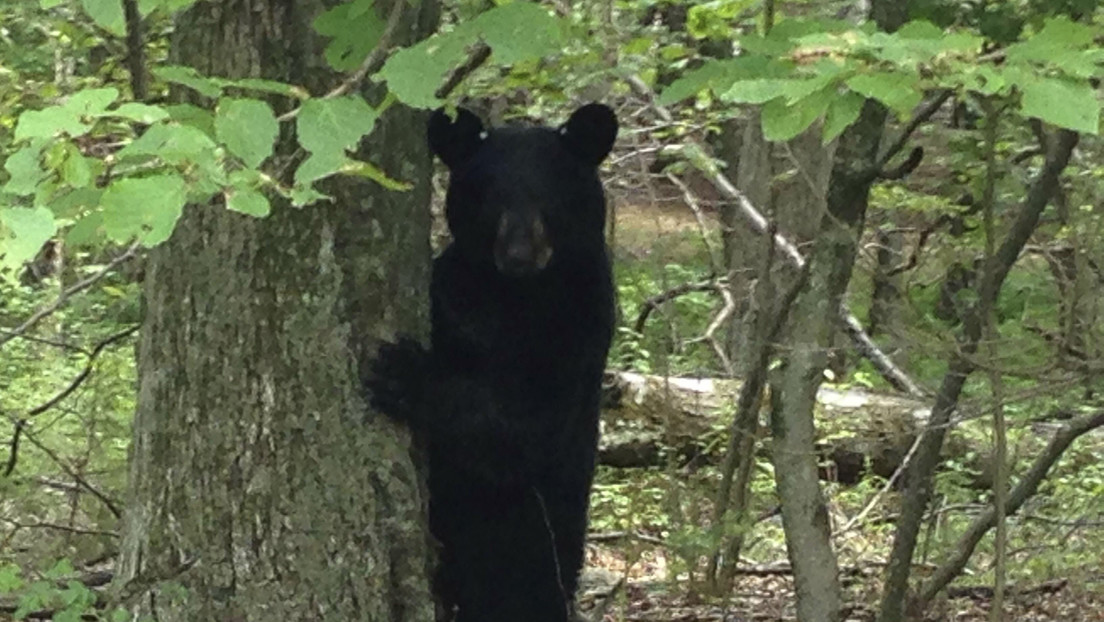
[895,20,943,39]
[761,88,831,142]
[476,2,563,65]
[153,65,224,99]
[66,211,105,247]
[101,175,187,245]
[378,30,471,108]
[822,91,865,143]
[60,144,93,188]
[845,71,922,116]
[226,187,271,217]
[66,88,120,115]
[314,0,387,72]
[661,56,779,105]
[0,564,23,593]
[721,79,792,104]
[106,103,171,124]
[297,97,377,154]
[2,143,47,196]
[1019,77,1100,135]
[1005,17,1097,79]
[295,151,347,186]
[117,123,218,165]
[379,3,566,109]
[15,107,88,141]
[0,207,57,272]
[50,188,103,218]
[81,0,125,36]
[166,104,216,137]
[215,98,278,168]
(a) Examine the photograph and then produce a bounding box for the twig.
[0,241,140,349]
[632,279,720,335]
[665,172,722,272]
[874,90,952,172]
[436,42,493,99]
[878,146,924,180]
[28,326,140,420]
[276,0,407,123]
[838,430,925,534]
[0,330,87,354]
[0,411,122,518]
[0,517,118,538]
[918,411,1104,606]
[4,326,140,477]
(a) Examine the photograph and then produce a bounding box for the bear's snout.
[493,211,553,277]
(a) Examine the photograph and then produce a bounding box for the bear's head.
[428,103,618,278]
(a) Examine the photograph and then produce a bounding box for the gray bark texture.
[766,124,841,622]
[113,2,440,620]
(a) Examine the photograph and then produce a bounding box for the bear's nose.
[494,212,552,277]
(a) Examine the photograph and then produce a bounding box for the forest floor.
[579,548,1104,621]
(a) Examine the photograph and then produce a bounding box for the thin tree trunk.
[876,129,1079,622]
[917,411,1104,607]
[765,123,842,622]
[114,2,440,620]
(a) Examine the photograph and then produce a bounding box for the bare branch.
[4,326,139,477]
[0,411,122,518]
[664,172,722,273]
[632,279,719,335]
[0,241,140,349]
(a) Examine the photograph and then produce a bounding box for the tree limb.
[918,411,1104,606]
[874,90,952,172]
[877,129,1079,622]
[626,75,926,398]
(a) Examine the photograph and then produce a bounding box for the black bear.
[368,103,618,622]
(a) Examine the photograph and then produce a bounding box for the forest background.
[0,0,1102,620]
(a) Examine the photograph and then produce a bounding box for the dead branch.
[664,172,722,272]
[632,279,720,335]
[0,410,122,518]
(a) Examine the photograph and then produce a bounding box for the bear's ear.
[559,103,618,166]
[428,107,485,168]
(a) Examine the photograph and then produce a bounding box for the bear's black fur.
[368,103,617,622]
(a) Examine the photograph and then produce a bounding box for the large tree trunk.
[114,2,439,620]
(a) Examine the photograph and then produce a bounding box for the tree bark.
[114,2,440,620]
